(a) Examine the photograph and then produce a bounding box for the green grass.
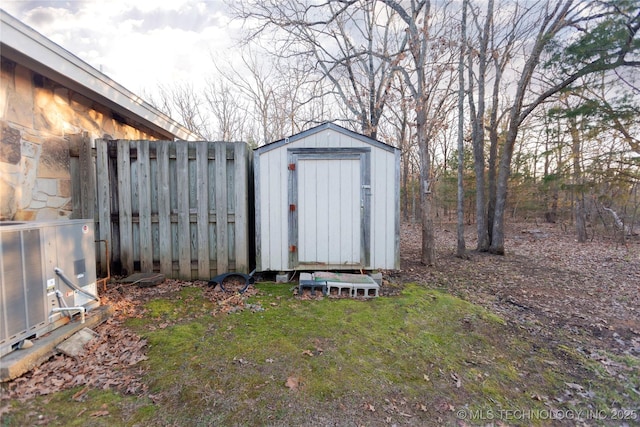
[3,283,637,426]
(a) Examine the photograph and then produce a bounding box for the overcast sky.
[2,0,242,101]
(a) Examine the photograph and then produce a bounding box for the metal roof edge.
[0,9,200,141]
[255,121,399,154]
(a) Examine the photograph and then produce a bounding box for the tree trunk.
[575,195,588,242]
[418,109,436,265]
[486,56,502,245]
[569,117,588,242]
[471,0,493,252]
[456,0,467,258]
[490,144,511,254]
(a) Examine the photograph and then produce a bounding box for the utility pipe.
[54,267,99,301]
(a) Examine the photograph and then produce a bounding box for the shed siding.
[255,124,399,272]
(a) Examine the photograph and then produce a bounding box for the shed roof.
[255,122,399,154]
[0,9,199,141]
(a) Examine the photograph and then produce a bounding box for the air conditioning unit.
[0,219,99,357]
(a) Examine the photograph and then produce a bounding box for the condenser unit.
[0,219,99,357]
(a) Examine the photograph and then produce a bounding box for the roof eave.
[0,9,199,141]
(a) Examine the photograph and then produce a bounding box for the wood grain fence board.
[96,139,111,276]
[176,142,191,279]
[117,140,134,275]
[78,133,96,220]
[215,143,228,274]
[87,139,250,280]
[234,143,249,272]
[196,143,210,278]
[156,142,173,276]
[138,140,153,271]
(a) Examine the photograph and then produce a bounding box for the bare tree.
[233,0,459,265]
[456,0,468,258]
[231,0,400,139]
[203,79,247,142]
[460,0,639,254]
[381,0,459,265]
[147,82,209,139]
[381,75,417,222]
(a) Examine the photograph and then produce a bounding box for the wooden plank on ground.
[117,140,134,275]
[156,142,172,276]
[176,142,191,279]
[138,140,153,272]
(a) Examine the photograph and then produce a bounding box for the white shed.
[254,122,400,272]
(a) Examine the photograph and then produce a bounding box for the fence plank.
[197,143,210,278]
[138,140,153,271]
[156,142,172,276]
[215,143,229,274]
[100,139,249,279]
[234,143,249,272]
[78,133,96,219]
[176,142,191,279]
[117,140,134,275]
[96,139,111,276]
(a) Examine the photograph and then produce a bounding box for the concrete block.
[352,283,379,298]
[56,327,98,357]
[0,305,114,382]
[299,273,327,296]
[326,282,354,297]
[370,272,383,286]
[276,272,290,283]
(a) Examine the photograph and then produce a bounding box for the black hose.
[54,268,99,301]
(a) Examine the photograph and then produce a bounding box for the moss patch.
[4,283,636,426]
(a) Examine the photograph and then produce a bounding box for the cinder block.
[370,272,383,286]
[352,283,379,298]
[298,279,327,296]
[276,272,290,283]
[326,282,353,297]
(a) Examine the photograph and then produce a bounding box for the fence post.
[197,142,210,278]
[117,140,134,275]
[96,139,111,276]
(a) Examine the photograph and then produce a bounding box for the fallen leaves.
[285,376,299,391]
[450,372,462,388]
[401,221,640,366]
[2,319,148,401]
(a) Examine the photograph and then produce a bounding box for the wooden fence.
[72,137,251,280]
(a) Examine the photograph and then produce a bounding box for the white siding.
[298,158,361,265]
[255,124,399,271]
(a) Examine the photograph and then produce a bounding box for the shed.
[254,122,400,272]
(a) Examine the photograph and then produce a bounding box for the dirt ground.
[396,221,640,362]
[3,221,639,403]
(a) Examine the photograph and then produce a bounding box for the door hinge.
[289,204,296,212]
[289,245,297,253]
[288,163,296,171]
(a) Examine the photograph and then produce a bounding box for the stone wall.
[0,58,164,221]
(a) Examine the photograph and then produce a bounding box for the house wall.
[0,58,164,221]
[255,126,400,271]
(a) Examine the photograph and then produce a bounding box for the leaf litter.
[2,221,638,422]
[1,278,259,402]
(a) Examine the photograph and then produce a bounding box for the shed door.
[288,148,371,269]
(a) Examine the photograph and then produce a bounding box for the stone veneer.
[0,58,164,221]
